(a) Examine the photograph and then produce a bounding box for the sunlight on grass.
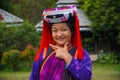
[0,63,120,80]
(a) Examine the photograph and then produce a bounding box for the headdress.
[43,6,77,23]
[34,6,83,60]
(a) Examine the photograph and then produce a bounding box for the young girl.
[29,6,92,80]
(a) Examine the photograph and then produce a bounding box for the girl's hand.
[49,42,72,65]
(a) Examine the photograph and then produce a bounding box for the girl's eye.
[52,29,57,32]
[62,29,67,31]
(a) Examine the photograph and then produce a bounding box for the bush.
[0,22,41,51]
[13,22,41,50]
[1,49,20,71]
[19,44,38,70]
[0,22,41,63]
[1,44,38,71]
[97,52,119,64]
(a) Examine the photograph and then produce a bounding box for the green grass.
[0,71,30,80]
[0,63,120,80]
[92,63,120,80]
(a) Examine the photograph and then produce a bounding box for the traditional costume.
[29,6,92,80]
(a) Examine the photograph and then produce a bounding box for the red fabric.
[34,14,83,61]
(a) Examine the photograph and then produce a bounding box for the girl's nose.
[57,31,62,36]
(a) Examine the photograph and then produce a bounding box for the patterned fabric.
[29,47,92,80]
[40,53,65,80]
[67,49,92,80]
[43,6,77,23]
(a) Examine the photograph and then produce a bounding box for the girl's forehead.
[52,23,68,28]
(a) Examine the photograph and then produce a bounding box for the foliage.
[0,22,40,63]
[77,0,84,7]
[1,49,20,71]
[77,0,120,61]
[14,22,40,50]
[97,52,119,64]
[19,44,38,70]
[0,0,57,24]
[82,38,94,52]
[1,44,38,71]
[78,0,120,43]
[0,22,40,50]
[0,0,12,12]
[0,23,17,61]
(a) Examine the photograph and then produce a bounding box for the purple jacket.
[29,47,92,80]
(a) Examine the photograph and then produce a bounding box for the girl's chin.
[56,43,65,47]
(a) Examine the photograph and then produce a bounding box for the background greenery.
[77,0,120,61]
[0,22,40,71]
[0,0,58,71]
[0,0,57,24]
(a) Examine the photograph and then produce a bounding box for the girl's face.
[51,23,72,47]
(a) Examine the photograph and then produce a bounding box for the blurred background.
[0,0,120,80]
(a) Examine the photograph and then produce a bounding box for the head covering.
[43,6,77,23]
[34,6,83,61]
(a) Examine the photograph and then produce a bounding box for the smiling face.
[51,22,72,47]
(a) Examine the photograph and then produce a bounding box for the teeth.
[57,37,64,39]
[56,36,65,41]
[58,38,63,40]
[57,38,64,40]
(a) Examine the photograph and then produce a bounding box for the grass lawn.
[0,63,120,80]
[0,71,30,80]
[92,63,120,80]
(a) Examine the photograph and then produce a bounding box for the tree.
[77,0,120,60]
[77,0,120,47]
[0,0,57,24]
[0,22,40,62]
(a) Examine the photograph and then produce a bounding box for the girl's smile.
[51,23,72,47]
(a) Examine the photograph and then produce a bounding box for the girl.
[29,6,92,80]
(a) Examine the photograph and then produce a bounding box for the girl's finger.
[49,44,58,50]
[64,42,68,49]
